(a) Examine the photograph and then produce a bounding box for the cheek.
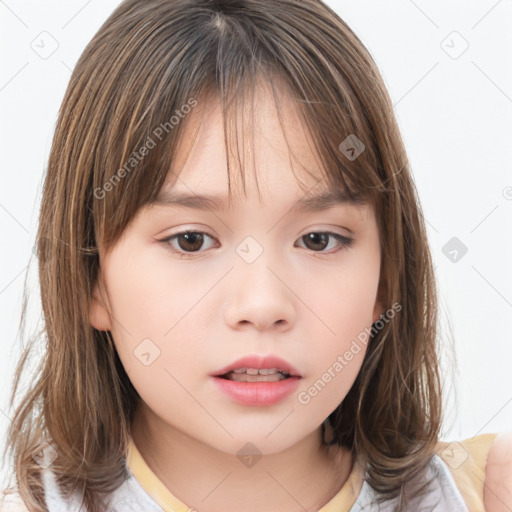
[103,243,212,393]
[294,243,379,403]
[299,243,380,344]
[104,241,195,334]
[295,275,373,417]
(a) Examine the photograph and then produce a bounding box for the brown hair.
[2,0,443,510]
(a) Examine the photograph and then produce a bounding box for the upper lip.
[210,354,302,377]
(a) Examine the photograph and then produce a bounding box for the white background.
[1,0,511,487]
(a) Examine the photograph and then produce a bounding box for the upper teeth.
[231,368,288,376]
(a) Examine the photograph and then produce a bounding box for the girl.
[1,0,510,511]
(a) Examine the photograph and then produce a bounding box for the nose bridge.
[224,232,296,330]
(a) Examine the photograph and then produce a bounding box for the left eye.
[160,230,353,257]
[295,232,353,252]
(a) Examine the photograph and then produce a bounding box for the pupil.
[304,233,328,251]
[179,232,203,252]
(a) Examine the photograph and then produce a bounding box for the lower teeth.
[223,372,288,382]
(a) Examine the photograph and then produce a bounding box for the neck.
[131,404,353,512]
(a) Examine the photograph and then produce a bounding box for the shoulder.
[483,430,512,512]
[0,488,30,512]
[436,431,512,512]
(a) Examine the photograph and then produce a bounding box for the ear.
[89,277,112,331]
[372,299,383,324]
[372,278,386,324]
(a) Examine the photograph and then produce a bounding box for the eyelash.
[159,230,354,258]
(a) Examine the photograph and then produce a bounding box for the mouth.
[210,354,303,382]
[217,368,294,382]
[211,364,302,406]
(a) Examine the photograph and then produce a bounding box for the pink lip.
[209,354,302,377]
[211,376,301,407]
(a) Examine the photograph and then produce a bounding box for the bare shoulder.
[0,488,30,512]
[484,430,512,512]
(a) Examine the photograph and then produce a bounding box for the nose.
[223,253,296,332]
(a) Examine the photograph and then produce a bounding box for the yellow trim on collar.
[126,438,193,512]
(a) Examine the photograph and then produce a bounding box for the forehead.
[157,80,364,208]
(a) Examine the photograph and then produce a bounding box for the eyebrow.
[152,188,367,213]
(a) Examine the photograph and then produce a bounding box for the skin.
[484,431,512,512]
[89,83,383,512]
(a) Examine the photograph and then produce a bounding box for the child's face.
[90,86,383,455]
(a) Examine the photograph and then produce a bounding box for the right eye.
[159,230,218,257]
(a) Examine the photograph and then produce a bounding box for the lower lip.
[211,376,301,406]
